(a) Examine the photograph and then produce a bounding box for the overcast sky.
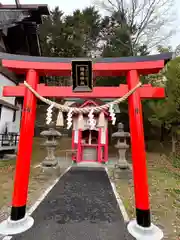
[3,0,180,51]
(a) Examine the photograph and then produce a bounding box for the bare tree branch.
[94,0,178,54]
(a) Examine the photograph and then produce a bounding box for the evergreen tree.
[149,57,180,154]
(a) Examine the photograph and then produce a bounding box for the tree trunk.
[160,122,165,142]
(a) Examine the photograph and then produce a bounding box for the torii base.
[127,219,163,240]
[0,215,34,235]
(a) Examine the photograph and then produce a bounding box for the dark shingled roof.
[0,4,50,28]
[0,99,19,110]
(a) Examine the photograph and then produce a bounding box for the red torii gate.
[0,52,172,239]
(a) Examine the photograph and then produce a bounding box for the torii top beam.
[0,52,173,76]
[1,52,173,99]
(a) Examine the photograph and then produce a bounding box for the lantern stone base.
[41,159,61,177]
[113,166,132,180]
[127,219,163,240]
[41,157,58,167]
[115,159,129,169]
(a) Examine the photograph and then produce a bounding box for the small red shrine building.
[70,99,110,164]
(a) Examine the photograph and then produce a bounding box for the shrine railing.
[0,133,19,147]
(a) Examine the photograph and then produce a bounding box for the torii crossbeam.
[0,52,173,239]
[3,83,164,98]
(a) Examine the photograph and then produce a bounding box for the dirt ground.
[111,152,180,240]
[0,137,72,221]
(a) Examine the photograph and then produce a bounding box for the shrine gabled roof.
[69,98,105,107]
[67,99,109,116]
[64,98,115,102]
[64,98,121,114]
[80,99,105,107]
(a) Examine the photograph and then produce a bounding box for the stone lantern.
[112,122,130,169]
[40,122,61,167]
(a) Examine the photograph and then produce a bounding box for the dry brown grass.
[113,152,180,240]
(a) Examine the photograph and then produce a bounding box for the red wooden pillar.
[10,69,39,221]
[127,70,151,227]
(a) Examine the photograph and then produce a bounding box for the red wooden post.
[97,128,102,163]
[104,128,108,163]
[10,69,39,221]
[71,130,75,162]
[77,130,82,162]
[127,70,150,227]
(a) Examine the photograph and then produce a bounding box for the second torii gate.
[0,52,172,239]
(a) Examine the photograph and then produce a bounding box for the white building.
[0,71,22,153]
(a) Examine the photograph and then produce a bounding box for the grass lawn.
[112,152,180,240]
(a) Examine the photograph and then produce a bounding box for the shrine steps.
[9,167,134,240]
